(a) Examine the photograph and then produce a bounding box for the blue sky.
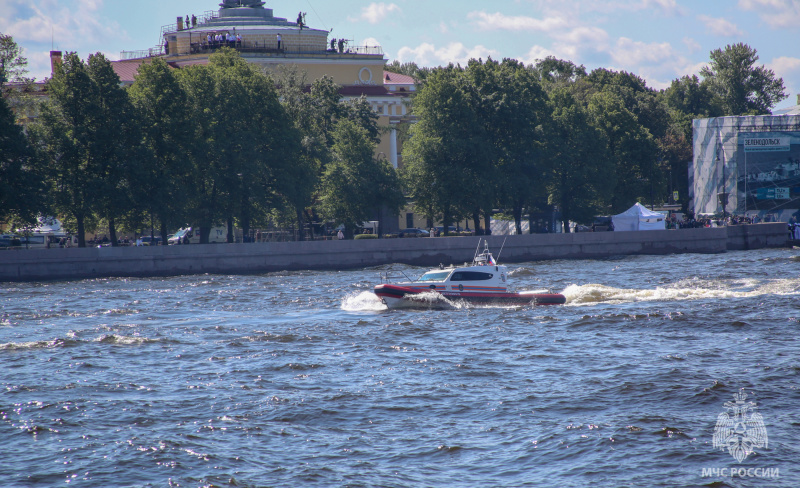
[2,0,799,109]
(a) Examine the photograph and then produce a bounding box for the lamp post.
[716,137,728,220]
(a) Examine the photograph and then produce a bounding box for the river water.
[1,248,799,487]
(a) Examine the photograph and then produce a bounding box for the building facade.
[113,1,414,170]
[692,114,800,221]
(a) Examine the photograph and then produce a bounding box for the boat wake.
[563,277,800,305]
[341,291,543,311]
[341,291,461,311]
[341,291,388,311]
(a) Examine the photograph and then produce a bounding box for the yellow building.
[112,1,415,170]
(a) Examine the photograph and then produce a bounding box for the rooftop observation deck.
[120,43,384,61]
[120,8,383,61]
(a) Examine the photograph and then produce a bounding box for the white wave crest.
[563,278,800,306]
[341,291,387,311]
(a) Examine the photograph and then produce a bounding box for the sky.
[1,0,799,110]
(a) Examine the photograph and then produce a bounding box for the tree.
[85,53,139,246]
[545,88,611,225]
[178,48,295,243]
[660,74,722,209]
[466,58,549,235]
[31,52,140,246]
[318,119,404,236]
[128,57,194,242]
[273,66,320,240]
[531,56,587,90]
[0,93,44,227]
[31,52,100,247]
[384,60,432,83]
[588,91,659,212]
[275,69,388,240]
[700,43,788,115]
[0,33,29,85]
[661,74,722,141]
[401,65,490,232]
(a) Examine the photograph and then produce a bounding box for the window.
[406,213,414,229]
[417,271,451,282]
[450,271,493,281]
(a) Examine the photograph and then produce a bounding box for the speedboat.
[373,240,566,308]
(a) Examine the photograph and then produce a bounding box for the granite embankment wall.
[0,223,789,282]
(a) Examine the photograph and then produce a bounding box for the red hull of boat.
[374,284,566,306]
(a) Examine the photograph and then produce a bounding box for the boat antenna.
[473,238,482,261]
[495,236,508,263]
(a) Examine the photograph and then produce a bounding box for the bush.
[354,234,379,240]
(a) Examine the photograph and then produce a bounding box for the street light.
[716,137,728,220]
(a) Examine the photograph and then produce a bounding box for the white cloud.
[520,45,559,65]
[0,0,125,47]
[531,0,684,15]
[738,0,800,28]
[466,11,568,32]
[611,37,676,66]
[682,37,702,54]
[0,0,128,81]
[553,26,609,47]
[767,56,800,76]
[350,3,401,24]
[767,56,800,105]
[397,42,500,67]
[362,37,382,47]
[697,15,744,37]
[641,0,683,16]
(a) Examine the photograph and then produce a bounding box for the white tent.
[612,203,666,231]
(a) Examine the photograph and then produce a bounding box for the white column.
[389,127,398,169]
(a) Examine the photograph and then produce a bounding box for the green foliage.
[354,233,378,239]
[0,33,28,85]
[319,119,404,234]
[466,58,550,234]
[7,38,789,241]
[0,94,44,226]
[402,64,490,230]
[700,43,787,115]
[176,48,297,243]
[31,52,104,246]
[545,88,611,224]
[531,56,587,89]
[128,57,193,238]
[588,91,659,212]
[384,60,433,83]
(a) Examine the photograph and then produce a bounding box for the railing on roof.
[120,47,164,60]
[160,10,219,39]
[181,40,383,57]
[120,43,383,61]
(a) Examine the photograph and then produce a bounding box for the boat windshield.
[416,270,451,282]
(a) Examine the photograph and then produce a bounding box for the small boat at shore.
[373,240,566,308]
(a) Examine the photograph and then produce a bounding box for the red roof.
[382,71,415,85]
[111,59,147,84]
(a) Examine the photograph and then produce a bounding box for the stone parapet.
[0,224,788,282]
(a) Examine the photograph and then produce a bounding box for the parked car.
[592,216,614,232]
[168,228,191,245]
[398,228,430,237]
[140,236,163,246]
[434,226,461,235]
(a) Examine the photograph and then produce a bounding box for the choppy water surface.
[2,249,800,487]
